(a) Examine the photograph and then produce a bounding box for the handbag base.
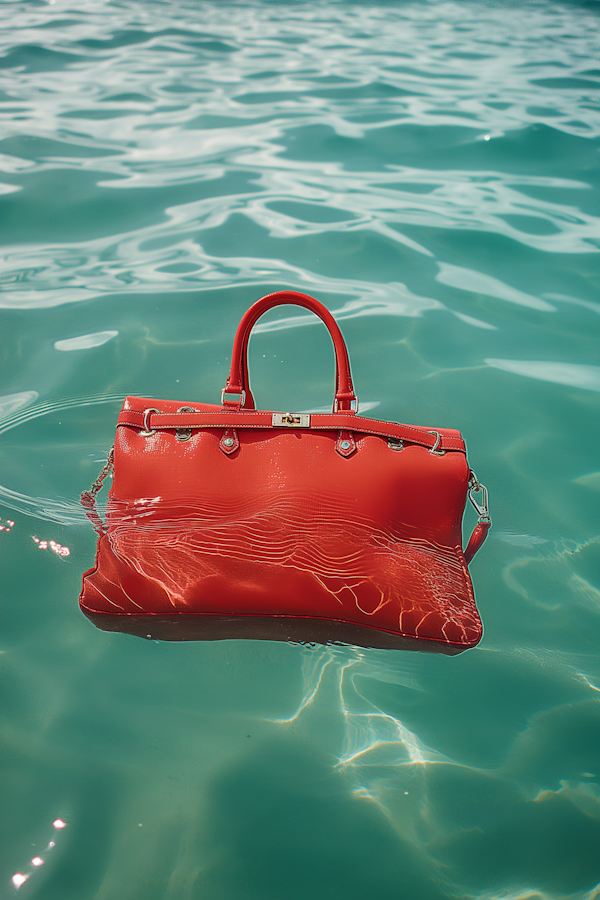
[82,611,470,654]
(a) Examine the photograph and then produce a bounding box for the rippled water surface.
[1,0,600,897]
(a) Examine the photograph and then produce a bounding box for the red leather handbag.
[80,291,490,652]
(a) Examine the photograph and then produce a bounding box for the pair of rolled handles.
[222,290,357,412]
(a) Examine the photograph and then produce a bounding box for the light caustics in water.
[271,646,444,768]
[267,641,600,889]
[336,658,445,770]
[268,646,464,858]
[502,534,600,612]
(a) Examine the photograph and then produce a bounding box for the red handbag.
[80,291,490,652]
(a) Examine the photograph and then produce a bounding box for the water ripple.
[0,0,598,310]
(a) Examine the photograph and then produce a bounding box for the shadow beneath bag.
[83,612,467,654]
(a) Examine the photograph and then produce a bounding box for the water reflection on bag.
[80,291,490,652]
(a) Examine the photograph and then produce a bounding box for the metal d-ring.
[139,407,160,437]
[427,430,445,455]
[176,406,195,442]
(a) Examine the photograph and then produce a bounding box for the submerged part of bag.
[80,291,491,652]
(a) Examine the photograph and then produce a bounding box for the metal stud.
[223,437,235,448]
[340,440,351,451]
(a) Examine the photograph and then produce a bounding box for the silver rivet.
[340,440,351,451]
[223,437,234,447]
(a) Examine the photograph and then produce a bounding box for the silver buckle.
[221,389,246,407]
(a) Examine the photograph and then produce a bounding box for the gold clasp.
[272,413,311,428]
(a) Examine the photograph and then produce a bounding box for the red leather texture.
[80,291,486,651]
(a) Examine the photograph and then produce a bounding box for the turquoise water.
[1,0,600,896]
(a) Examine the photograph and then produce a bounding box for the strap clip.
[85,447,114,499]
[469,472,491,524]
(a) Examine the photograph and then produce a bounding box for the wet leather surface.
[81,403,482,649]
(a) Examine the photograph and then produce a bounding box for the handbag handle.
[222,291,357,412]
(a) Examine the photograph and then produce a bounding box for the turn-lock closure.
[272,413,311,427]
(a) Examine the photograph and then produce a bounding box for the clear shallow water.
[1,0,600,897]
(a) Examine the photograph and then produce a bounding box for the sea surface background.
[1,0,600,897]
